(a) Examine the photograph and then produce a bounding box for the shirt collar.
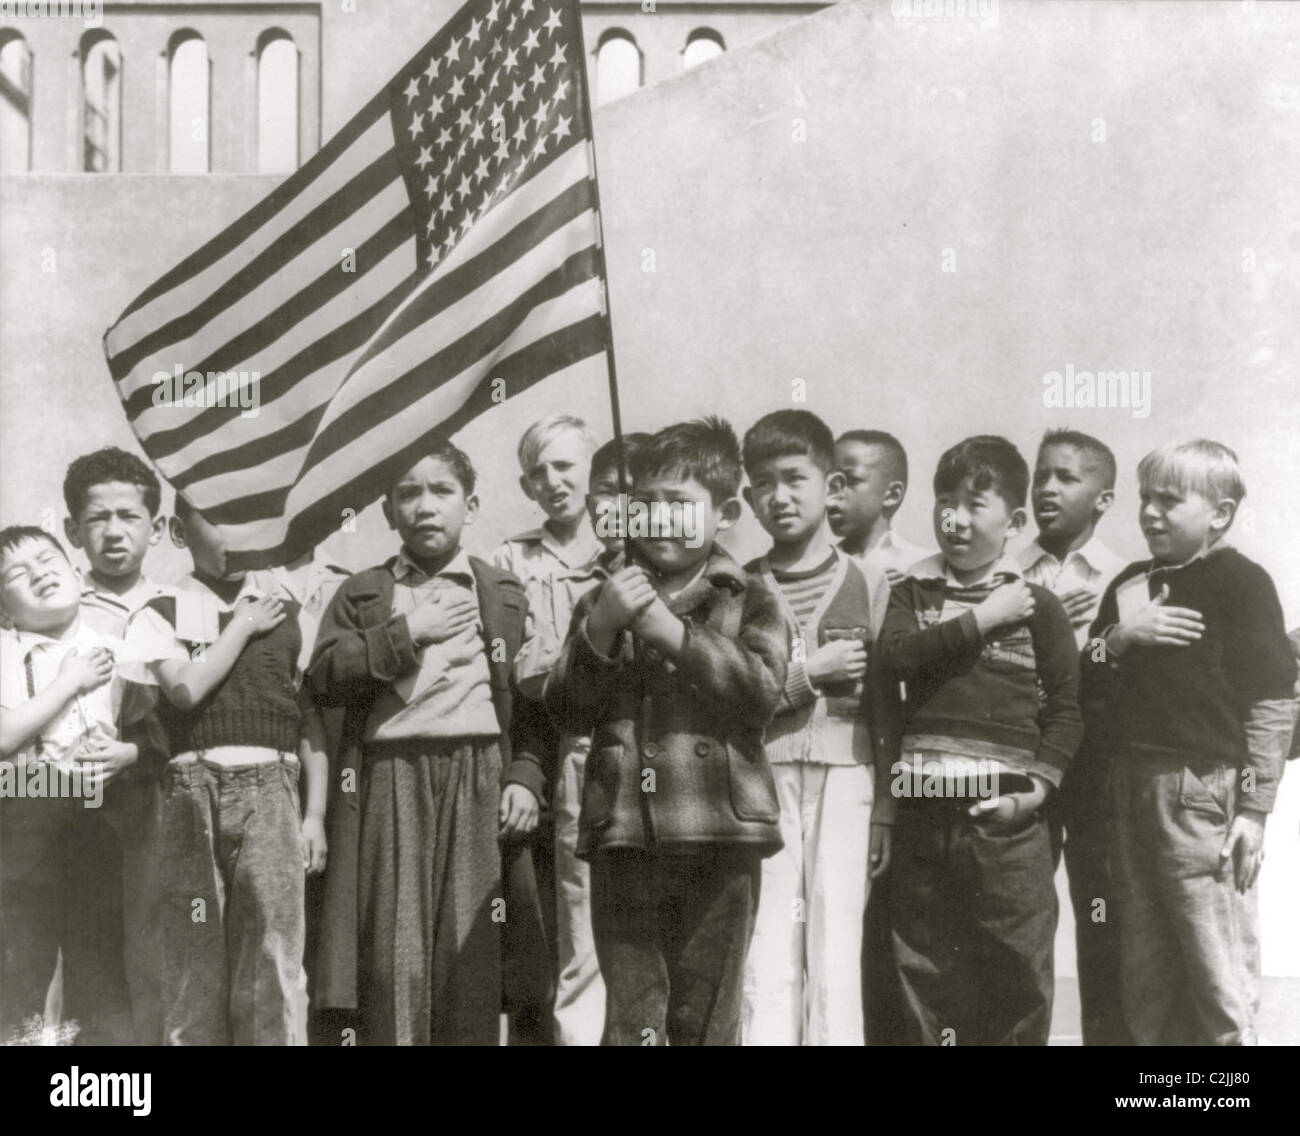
[81,575,162,612]
[5,619,109,660]
[1018,534,1124,577]
[508,524,603,570]
[394,546,475,586]
[910,552,1023,588]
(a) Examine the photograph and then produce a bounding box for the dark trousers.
[1047,748,1131,1046]
[0,794,134,1045]
[590,847,760,1046]
[889,799,1057,1046]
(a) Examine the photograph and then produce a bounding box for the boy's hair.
[1137,439,1246,510]
[0,526,68,566]
[591,432,650,485]
[516,413,597,472]
[934,435,1030,511]
[63,447,162,519]
[633,416,743,504]
[391,437,477,496]
[1038,428,1117,490]
[742,410,835,475]
[836,429,909,488]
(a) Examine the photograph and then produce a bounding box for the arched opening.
[594,30,640,107]
[168,30,209,173]
[81,30,121,172]
[0,31,32,173]
[256,29,298,174]
[682,29,725,70]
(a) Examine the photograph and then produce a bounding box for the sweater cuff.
[504,756,546,801]
[783,659,818,709]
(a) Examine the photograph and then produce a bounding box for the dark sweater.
[143,594,302,755]
[878,571,1083,788]
[1082,547,1296,773]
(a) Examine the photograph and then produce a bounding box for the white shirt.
[1017,535,1125,647]
[842,529,933,580]
[0,621,127,768]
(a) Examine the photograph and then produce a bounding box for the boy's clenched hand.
[806,638,867,686]
[406,593,478,647]
[587,566,656,655]
[1220,811,1265,892]
[974,580,1035,635]
[499,783,539,839]
[302,815,328,875]
[58,646,114,695]
[73,738,137,790]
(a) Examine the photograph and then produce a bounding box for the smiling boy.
[878,435,1082,1045]
[1085,440,1295,1045]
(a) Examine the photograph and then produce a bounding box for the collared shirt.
[263,558,352,675]
[1018,534,1125,648]
[364,547,499,742]
[0,621,128,768]
[493,524,605,698]
[80,576,174,639]
[841,529,933,580]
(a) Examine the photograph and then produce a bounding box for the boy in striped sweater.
[878,435,1082,1046]
[739,410,898,1046]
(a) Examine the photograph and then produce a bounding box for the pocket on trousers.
[1178,766,1233,824]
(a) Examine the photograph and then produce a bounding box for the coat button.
[694,740,710,757]
[643,741,658,759]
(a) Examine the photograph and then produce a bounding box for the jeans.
[889,798,1057,1046]
[0,794,134,1045]
[591,847,761,1046]
[1111,756,1258,1045]
[161,758,306,1045]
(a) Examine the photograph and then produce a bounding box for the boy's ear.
[63,516,84,549]
[883,480,906,513]
[168,516,187,549]
[462,493,480,526]
[518,473,537,503]
[380,496,396,531]
[826,470,847,497]
[716,496,743,532]
[1211,498,1237,534]
[149,514,165,546]
[1009,506,1028,539]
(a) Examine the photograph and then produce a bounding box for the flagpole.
[570,4,631,501]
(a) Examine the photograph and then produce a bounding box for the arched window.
[682,29,725,70]
[256,29,298,174]
[0,31,32,173]
[81,31,121,172]
[168,30,208,173]
[594,30,640,107]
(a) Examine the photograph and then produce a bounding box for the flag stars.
[552,113,572,142]
[414,145,433,170]
[542,7,562,35]
[444,36,462,65]
[407,112,424,140]
[427,92,444,120]
[426,244,440,268]
[457,172,473,200]
[466,16,483,44]
[423,172,438,197]
[528,63,547,91]
[531,133,549,163]
[468,54,485,81]
[502,47,519,73]
[547,43,566,71]
[423,56,440,84]
[439,192,455,216]
[470,119,485,143]
[531,99,549,128]
[460,213,475,237]
[457,106,473,131]
[513,119,530,147]
[435,125,453,149]
[522,27,541,55]
[425,212,440,234]
[403,76,421,105]
[448,74,466,101]
[487,0,501,24]
[474,155,491,183]
[489,36,503,58]
[552,77,570,104]
[521,0,535,15]
[507,81,526,109]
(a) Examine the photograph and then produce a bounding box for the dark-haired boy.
[879,436,1082,1045]
[309,441,545,1045]
[739,410,896,1046]
[0,527,141,1044]
[545,417,788,1046]
[828,430,930,584]
[62,446,172,1044]
[1017,429,1128,1045]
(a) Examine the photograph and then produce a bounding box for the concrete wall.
[3,0,1300,973]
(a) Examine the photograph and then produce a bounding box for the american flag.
[103,0,610,572]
